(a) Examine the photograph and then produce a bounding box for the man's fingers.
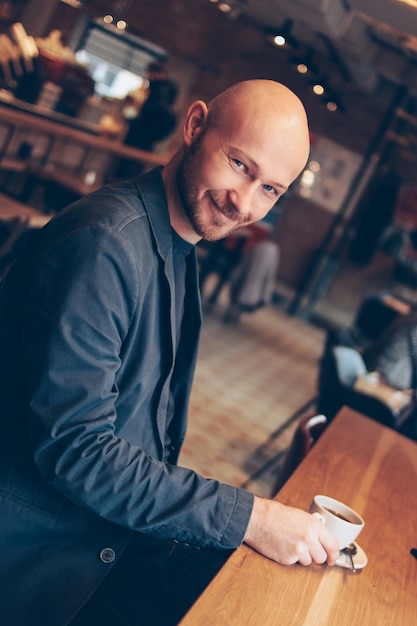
[309,543,328,565]
[298,552,313,566]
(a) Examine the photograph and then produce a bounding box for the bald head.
[207,80,307,126]
[164,79,311,243]
[206,79,310,180]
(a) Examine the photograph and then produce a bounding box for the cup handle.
[313,512,326,524]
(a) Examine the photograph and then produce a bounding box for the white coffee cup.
[309,495,365,550]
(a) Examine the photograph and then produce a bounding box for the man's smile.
[208,192,245,225]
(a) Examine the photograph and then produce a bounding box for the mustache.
[209,191,251,224]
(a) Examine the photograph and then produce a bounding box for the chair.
[354,292,406,342]
[271,413,328,496]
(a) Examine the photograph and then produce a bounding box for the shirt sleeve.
[23,223,254,550]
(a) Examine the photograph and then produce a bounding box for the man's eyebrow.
[232,147,287,192]
[268,178,287,192]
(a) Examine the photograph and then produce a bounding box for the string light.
[273,34,286,46]
[59,0,82,7]
[209,0,247,18]
[312,83,325,96]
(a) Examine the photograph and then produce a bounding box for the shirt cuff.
[220,486,254,548]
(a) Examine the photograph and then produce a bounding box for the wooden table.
[0,192,51,228]
[180,408,417,625]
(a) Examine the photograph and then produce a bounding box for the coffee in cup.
[309,495,365,550]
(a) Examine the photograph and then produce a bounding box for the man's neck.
[161,154,201,244]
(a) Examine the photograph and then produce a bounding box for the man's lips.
[210,194,242,224]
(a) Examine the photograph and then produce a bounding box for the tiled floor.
[179,291,326,498]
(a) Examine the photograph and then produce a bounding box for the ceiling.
[239,0,417,103]
[212,0,417,165]
[58,0,417,164]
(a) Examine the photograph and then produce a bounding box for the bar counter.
[0,92,167,167]
[0,90,167,199]
[0,89,102,135]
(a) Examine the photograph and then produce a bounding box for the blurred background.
[2,0,417,323]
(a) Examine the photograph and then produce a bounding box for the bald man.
[0,80,339,626]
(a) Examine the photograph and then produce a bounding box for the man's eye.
[263,184,277,196]
[233,158,246,171]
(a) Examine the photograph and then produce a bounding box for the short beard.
[176,132,212,239]
[176,133,248,242]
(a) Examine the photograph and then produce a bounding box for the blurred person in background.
[199,222,280,324]
[114,61,179,180]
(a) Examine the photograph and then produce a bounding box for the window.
[75,20,167,99]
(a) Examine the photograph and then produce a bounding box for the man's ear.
[183,100,208,146]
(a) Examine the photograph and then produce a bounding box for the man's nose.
[228,181,257,219]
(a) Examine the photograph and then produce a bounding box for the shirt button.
[99,547,116,563]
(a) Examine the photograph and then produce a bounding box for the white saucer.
[335,541,368,570]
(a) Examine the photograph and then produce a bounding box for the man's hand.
[244,496,340,566]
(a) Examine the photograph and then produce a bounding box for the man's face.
[176,118,300,242]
